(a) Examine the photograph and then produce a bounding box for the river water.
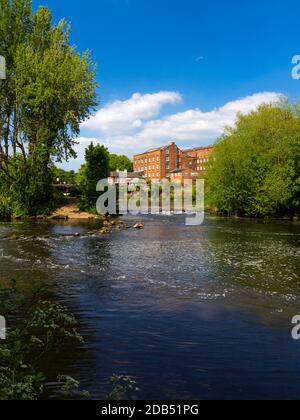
[1,215,300,400]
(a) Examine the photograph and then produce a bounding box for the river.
[0,214,300,400]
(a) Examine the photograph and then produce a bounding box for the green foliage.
[107,375,139,401]
[0,0,97,218]
[0,154,54,217]
[109,154,133,172]
[206,101,300,218]
[0,280,83,400]
[52,167,76,185]
[52,166,79,197]
[55,375,90,400]
[0,195,11,219]
[78,143,110,212]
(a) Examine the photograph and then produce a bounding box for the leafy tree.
[75,163,87,188]
[0,0,97,216]
[109,154,133,172]
[206,101,300,218]
[52,167,76,185]
[78,143,110,211]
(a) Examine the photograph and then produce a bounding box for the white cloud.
[60,91,283,170]
[137,92,283,146]
[81,91,182,135]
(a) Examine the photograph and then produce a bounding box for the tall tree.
[0,0,97,215]
[79,143,110,211]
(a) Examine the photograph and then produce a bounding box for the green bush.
[206,101,300,218]
[0,196,12,219]
[0,281,83,400]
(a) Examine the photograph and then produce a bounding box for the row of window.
[171,172,198,178]
[135,157,160,164]
[135,165,160,172]
[135,166,207,173]
[146,173,160,178]
[135,156,209,166]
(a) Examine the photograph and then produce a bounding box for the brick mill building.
[133,142,213,182]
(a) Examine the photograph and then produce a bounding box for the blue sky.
[33,0,300,169]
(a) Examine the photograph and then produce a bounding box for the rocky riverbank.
[3,216,144,241]
[49,199,100,221]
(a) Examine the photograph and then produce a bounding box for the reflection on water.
[0,215,300,400]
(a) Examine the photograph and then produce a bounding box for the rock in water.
[133,223,144,229]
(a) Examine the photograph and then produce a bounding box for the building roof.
[144,145,169,153]
[133,142,177,157]
[182,145,214,153]
[133,142,214,159]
